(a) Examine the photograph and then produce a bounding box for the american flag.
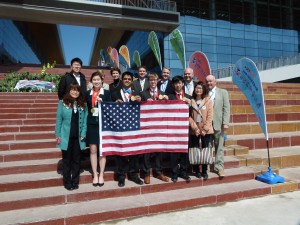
[99,100,189,156]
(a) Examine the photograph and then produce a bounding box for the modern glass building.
[121,0,300,76]
[1,0,300,79]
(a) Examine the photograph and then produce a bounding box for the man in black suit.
[183,67,197,96]
[111,71,143,187]
[157,67,174,95]
[168,75,191,183]
[139,72,169,184]
[132,65,149,93]
[58,57,87,100]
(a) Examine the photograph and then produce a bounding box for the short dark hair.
[122,71,133,80]
[138,65,147,71]
[172,75,184,84]
[71,57,83,66]
[110,67,121,75]
[192,81,208,99]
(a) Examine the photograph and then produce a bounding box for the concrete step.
[231,112,300,123]
[235,146,300,169]
[229,93,300,100]
[230,99,300,106]
[227,120,300,135]
[0,131,55,141]
[0,138,56,151]
[231,105,300,115]
[0,124,55,133]
[0,103,58,108]
[226,131,300,150]
[0,153,240,175]
[0,148,61,162]
[0,99,58,104]
[0,118,55,126]
[0,167,255,212]
[0,108,56,114]
[0,179,275,225]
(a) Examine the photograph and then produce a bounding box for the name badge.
[92,107,99,116]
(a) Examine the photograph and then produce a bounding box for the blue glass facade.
[163,16,299,76]
[0,19,40,64]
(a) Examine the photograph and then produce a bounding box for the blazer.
[111,88,140,102]
[132,78,150,93]
[168,91,192,100]
[184,80,197,96]
[55,100,87,150]
[140,88,165,101]
[212,87,230,131]
[157,79,174,95]
[189,97,214,135]
[86,89,112,125]
[58,72,87,100]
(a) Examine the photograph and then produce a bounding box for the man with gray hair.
[206,74,230,177]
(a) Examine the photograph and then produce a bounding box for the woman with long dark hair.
[189,82,214,180]
[55,84,87,190]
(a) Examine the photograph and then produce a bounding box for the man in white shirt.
[183,68,197,96]
[58,57,87,100]
[157,67,174,95]
[132,66,149,93]
[206,74,230,177]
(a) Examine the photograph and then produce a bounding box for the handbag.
[189,137,213,165]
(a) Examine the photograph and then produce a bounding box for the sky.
[58,25,96,66]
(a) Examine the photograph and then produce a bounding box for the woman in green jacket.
[55,84,87,190]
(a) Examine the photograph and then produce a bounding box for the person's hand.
[195,129,200,136]
[223,124,229,130]
[201,130,206,136]
[147,98,153,101]
[80,137,85,141]
[134,95,142,102]
[116,99,123,103]
[163,95,169,100]
[184,98,191,105]
[97,97,103,102]
[56,137,61,144]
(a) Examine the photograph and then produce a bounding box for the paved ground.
[98,190,300,225]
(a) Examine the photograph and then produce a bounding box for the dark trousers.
[171,152,189,177]
[191,134,213,174]
[142,153,163,177]
[117,155,140,181]
[61,137,81,187]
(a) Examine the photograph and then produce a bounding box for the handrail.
[212,53,300,79]
[85,0,177,12]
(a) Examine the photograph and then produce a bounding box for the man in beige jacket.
[206,75,230,177]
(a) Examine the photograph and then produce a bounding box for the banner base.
[256,166,285,184]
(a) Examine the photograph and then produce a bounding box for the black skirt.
[86,123,99,145]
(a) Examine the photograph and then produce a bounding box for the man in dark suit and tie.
[58,57,87,100]
[206,74,230,177]
[157,67,174,95]
[140,72,169,184]
[111,71,143,187]
[168,75,191,183]
[132,66,149,93]
[183,67,197,96]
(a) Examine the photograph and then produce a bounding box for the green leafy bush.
[0,72,62,92]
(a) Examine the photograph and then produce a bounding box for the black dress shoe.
[98,183,104,187]
[171,176,178,182]
[180,174,191,182]
[129,177,143,185]
[118,180,125,187]
[202,173,208,180]
[72,184,79,190]
[195,172,202,178]
[64,185,73,191]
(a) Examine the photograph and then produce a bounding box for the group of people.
[55,57,230,191]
